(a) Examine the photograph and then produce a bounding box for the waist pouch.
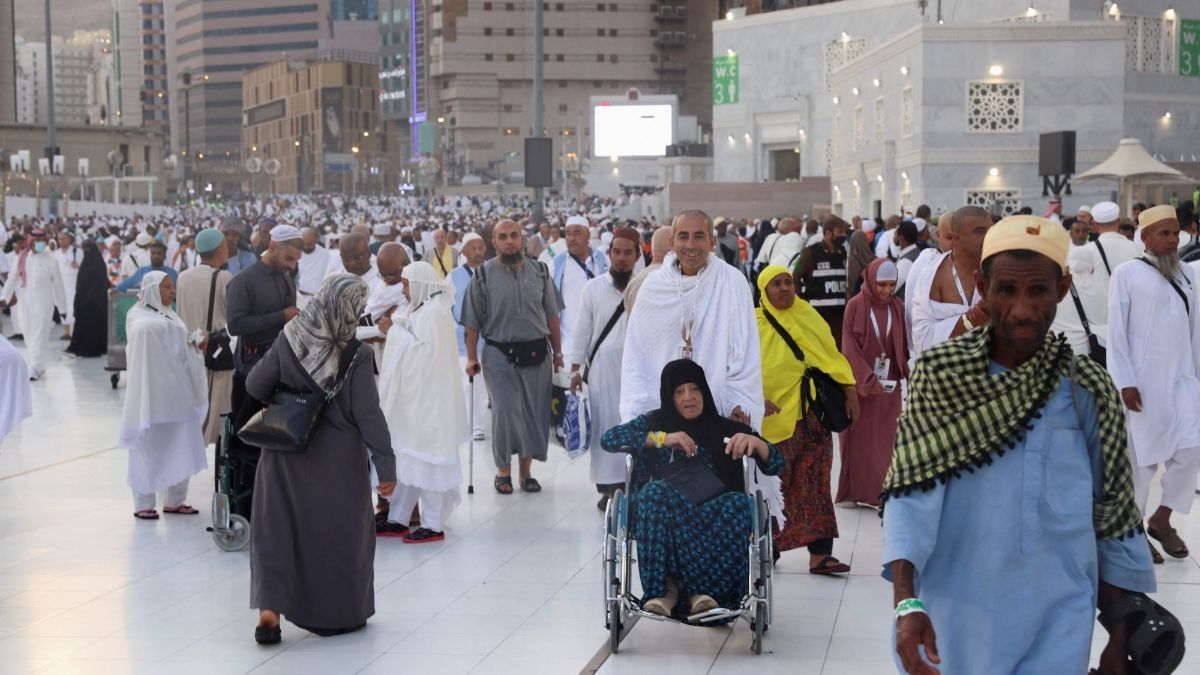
[486,337,548,368]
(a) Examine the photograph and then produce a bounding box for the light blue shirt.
[882,365,1155,674]
[115,265,178,292]
[225,249,258,275]
[449,262,474,356]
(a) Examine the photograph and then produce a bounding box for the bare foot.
[258,609,280,628]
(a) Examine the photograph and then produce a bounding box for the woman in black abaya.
[67,243,109,357]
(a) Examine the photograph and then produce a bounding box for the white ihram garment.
[1107,258,1200,513]
[0,334,32,446]
[1,251,67,376]
[566,274,628,486]
[119,273,208,501]
[296,245,332,310]
[55,246,81,327]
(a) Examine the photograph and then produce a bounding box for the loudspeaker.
[524,138,553,188]
[1039,131,1075,176]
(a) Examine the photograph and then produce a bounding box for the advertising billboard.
[592,103,674,158]
[321,87,345,154]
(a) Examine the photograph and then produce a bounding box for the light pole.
[531,0,544,224]
[44,0,59,218]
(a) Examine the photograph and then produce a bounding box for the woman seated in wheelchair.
[601,359,784,618]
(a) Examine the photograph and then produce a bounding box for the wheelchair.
[601,451,774,654]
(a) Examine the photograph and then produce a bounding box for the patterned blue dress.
[601,415,784,615]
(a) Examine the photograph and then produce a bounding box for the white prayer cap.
[862,220,878,233]
[913,217,928,232]
[105,235,121,247]
[461,232,483,245]
[269,224,302,242]
[135,232,153,247]
[1077,204,1092,214]
[1091,201,1120,224]
[372,223,392,236]
[876,260,899,282]
[565,215,590,229]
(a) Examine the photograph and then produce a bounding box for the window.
[556,2,563,9]
[506,28,514,36]
[484,27,492,36]
[483,1,491,8]
[506,54,515,62]
[610,3,617,10]
[649,54,658,63]
[597,2,604,10]
[503,104,514,112]
[485,53,493,61]
[505,2,514,9]
[597,54,604,62]
[556,28,564,36]
[609,29,617,37]
[609,54,618,63]
[597,28,604,37]
[966,80,1023,133]
[558,103,568,112]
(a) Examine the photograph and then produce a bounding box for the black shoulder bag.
[1138,258,1191,316]
[203,270,235,371]
[761,307,851,433]
[657,448,729,505]
[237,339,361,453]
[582,303,624,384]
[1068,282,1107,367]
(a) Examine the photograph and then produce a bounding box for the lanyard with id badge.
[870,308,896,392]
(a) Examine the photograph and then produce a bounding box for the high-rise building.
[171,0,335,161]
[140,1,168,129]
[0,0,15,124]
[14,32,115,127]
[111,0,144,127]
[379,1,712,187]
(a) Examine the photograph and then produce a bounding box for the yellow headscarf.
[755,265,856,443]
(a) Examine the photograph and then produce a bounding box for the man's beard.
[499,252,523,265]
[1149,250,1182,280]
[610,268,633,291]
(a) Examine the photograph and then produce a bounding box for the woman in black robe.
[66,243,109,357]
[246,274,396,644]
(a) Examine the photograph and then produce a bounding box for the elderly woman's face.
[401,277,411,303]
[673,382,704,421]
[158,276,175,306]
[765,273,795,310]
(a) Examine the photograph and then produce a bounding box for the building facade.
[241,53,382,194]
[0,0,14,124]
[15,32,115,128]
[713,0,1200,218]
[140,1,169,129]
[111,0,145,127]
[379,1,713,190]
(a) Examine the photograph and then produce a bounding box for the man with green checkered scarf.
[881,215,1156,675]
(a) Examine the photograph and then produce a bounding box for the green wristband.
[895,598,926,618]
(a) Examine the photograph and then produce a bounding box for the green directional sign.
[1181,19,1200,77]
[713,54,739,105]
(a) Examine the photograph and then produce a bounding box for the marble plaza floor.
[1,335,1200,675]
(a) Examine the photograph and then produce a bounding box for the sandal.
[133,509,159,520]
[494,475,513,495]
[809,556,851,575]
[1148,527,1189,559]
[163,505,199,515]
[402,527,445,544]
[521,477,542,493]
[1148,539,1165,565]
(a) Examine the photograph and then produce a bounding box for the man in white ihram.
[1,229,67,380]
[296,227,332,310]
[621,210,762,429]
[568,226,641,511]
[1107,204,1200,564]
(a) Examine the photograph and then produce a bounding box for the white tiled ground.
[1,335,1199,675]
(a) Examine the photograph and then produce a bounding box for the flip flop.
[809,556,851,575]
[133,510,159,520]
[1148,527,1189,559]
[163,505,199,515]
[494,475,513,495]
[521,477,542,493]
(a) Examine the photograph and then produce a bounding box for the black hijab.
[750,219,775,260]
[645,360,753,492]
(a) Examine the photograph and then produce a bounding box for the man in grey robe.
[462,219,564,494]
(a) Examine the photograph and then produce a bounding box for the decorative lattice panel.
[901,87,914,138]
[1126,16,1178,74]
[966,190,1022,217]
[853,106,865,151]
[874,97,885,142]
[833,113,841,158]
[824,37,868,92]
[825,139,833,174]
[966,81,1023,133]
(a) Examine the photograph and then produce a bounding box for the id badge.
[873,356,891,380]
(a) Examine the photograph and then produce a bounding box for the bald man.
[625,227,671,313]
[297,227,332,310]
[461,220,564,493]
[769,217,806,268]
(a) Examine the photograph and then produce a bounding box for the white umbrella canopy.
[1076,138,1185,181]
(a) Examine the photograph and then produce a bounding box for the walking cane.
[468,375,475,495]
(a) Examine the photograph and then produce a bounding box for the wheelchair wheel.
[213,513,250,552]
[759,496,774,629]
[606,489,628,654]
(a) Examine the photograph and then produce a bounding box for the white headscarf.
[137,271,184,327]
[402,261,452,315]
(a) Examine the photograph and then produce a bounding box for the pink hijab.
[843,258,909,387]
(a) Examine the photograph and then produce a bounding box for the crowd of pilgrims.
[0,189,1196,672]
